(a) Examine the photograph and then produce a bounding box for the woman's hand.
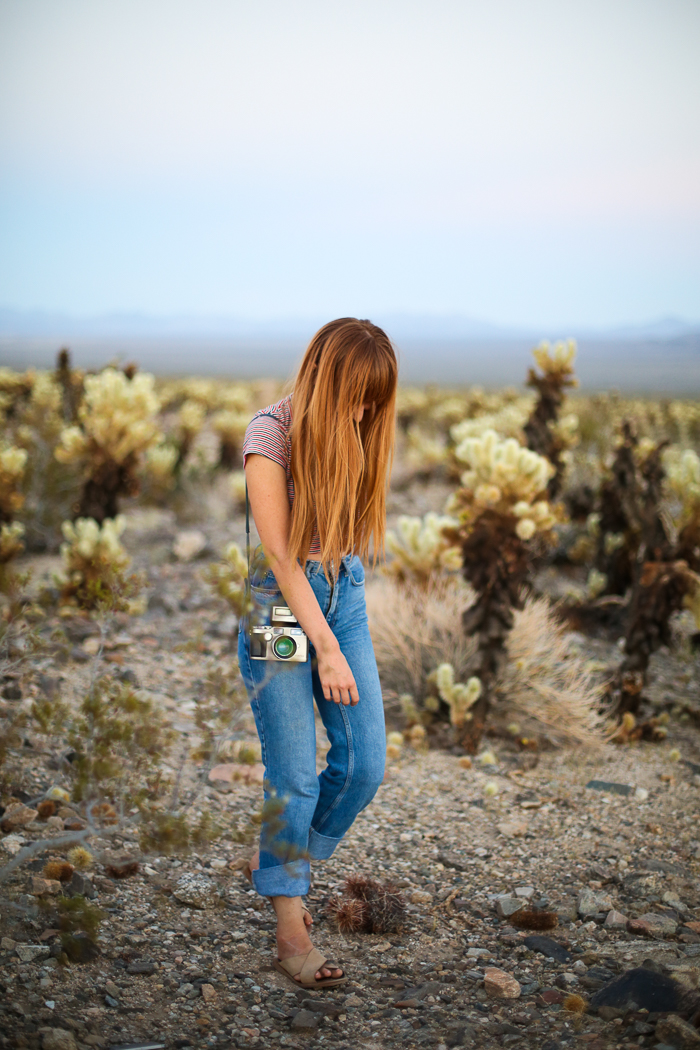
[316,643,359,706]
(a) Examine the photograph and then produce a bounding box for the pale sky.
[0,0,699,327]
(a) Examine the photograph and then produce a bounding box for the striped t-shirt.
[242,394,323,557]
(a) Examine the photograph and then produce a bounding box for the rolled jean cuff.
[252,860,310,898]
[307,825,342,860]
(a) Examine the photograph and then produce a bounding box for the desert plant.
[203,542,253,618]
[523,339,579,498]
[211,409,249,469]
[55,367,161,522]
[608,440,699,715]
[58,515,143,611]
[444,430,558,750]
[0,522,25,593]
[12,369,82,550]
[0,442,28,523]
[140,441,179,503]
[432,663,482,729]
[173,398,207,473]
[327,874,406,935]
[385,512,461,588]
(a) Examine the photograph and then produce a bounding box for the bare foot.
[271,895,343,983]
[246,851,313,928]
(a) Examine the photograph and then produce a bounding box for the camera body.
[249,605,309,663]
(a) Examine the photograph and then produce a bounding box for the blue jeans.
[237,552,386,898]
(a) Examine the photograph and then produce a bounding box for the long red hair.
[289,318,398,576]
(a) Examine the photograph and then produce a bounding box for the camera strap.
[245,481,251,604]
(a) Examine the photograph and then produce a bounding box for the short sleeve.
[242,412,289,471]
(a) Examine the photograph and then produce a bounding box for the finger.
[322,682,331,701]
[349,682,360,706]
[340,686,350,706]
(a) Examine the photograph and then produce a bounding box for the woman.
[238,317,398,989]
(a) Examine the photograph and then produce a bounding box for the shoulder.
[242,395,292,468]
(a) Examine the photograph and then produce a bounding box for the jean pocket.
[348,559,365,586]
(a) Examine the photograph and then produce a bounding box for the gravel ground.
[1,499,700,1050]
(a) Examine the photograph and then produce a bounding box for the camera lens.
[272,635,296,660]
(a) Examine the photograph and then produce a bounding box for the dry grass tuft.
[503,597,607,750]
[366,576,477,706]
[36,800,56,820]
[511,909,559,930]
[367,575,606,750]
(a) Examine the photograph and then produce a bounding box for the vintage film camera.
[249,605,309,663]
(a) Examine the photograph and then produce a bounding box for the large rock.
[655,1015,700,1048]
[16,944,51,963]
[1,803,38,832]
[173,872,219,909]
[626,912,678,938]
[484,967,521,999]
[496,896,525,919]
[589,967,681,1013]
[40,1029,77,1050]
[577,888,613,917]
[523,935,571,963]
[173,530,208,561]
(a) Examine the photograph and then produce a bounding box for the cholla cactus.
[450,401,531,446]
[404,427,448,477]
[141,442,178,502]
[211,409,249,469]
[228,470,247,510]
[434,664,482,728]
[173,398,207,472]
[385,513,461,587]
[59,515,140,611]
[524,339,578,498]
[0,522,25,592]
[204,542,252,618]
[445,431,557,751]
[0,444,28,522]
[56,368,161,522]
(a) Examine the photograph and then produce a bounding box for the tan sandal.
[242,860,313,926]
[273,947,346,988]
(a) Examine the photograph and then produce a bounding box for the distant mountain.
[2,307,697,343]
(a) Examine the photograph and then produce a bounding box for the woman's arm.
[244,452,359,706]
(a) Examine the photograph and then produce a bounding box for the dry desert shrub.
[500,596,606,750]
[366,575,477,709]
[367,575,605,750]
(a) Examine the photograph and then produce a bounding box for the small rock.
[173,872,219,909]
[579,966,615,990]
[127,959,156,975]
[577,888,613,917]
[514,886,535,898]
[64,871,96,899]
[655,1015,700,1048]
[604,909,628,928]
[2,680,22,700]
[585,779,634,795]
[30,877,62,897]
[437,850,470,871]
[173,530,208,561]
[1,802,39,831]
[634,787,649,801]
[484,967,521,999]
[201,983,216,1002]
[496,819,528,838]
[523,936,571,964]
[1,936,16,950]
[496,896,526,918]
[540,989,564,1004]
[626,912,677,937]
[16,943,51,963]
[70,646,90,663]
[662,890,688,913]
[40,1029,77,1050]
[290,1009,319,1029]
[104,995,119,1009]
[104,981,119,998]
